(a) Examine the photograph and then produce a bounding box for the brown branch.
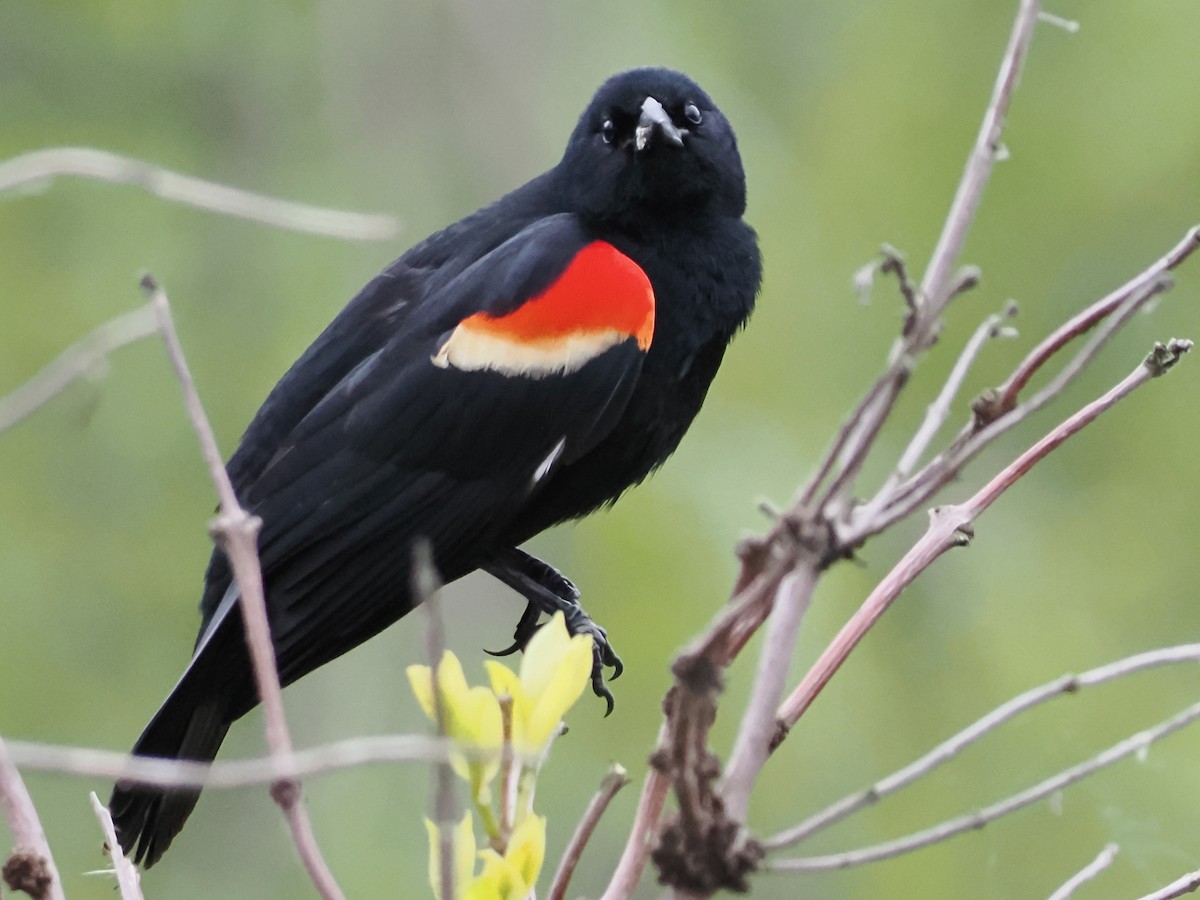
[851,274,1174,546]
[548,764,631,900]
[0,147,399,241]
[994,225,1199,412]
[89,792,144,900]
[778,340,1191,729]
[143,274,345,900]
[0,304,158,434]
[599,731,671,900]
[767,697,1200,872]
[0,735,64,900]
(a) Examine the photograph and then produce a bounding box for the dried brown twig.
[549,764,631,900]
[778,338,1192,728]
[141,274,346,900]
[0,735,64,900]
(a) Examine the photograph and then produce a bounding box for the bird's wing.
[194,214,656,693]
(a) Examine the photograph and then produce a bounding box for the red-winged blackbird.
[109,67,761,866]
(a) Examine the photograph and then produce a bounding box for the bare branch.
[766,643,1200,850]
[0,304,158,434]
[0,147,399,241]
[5,734,456,788]
[89,792,144,900]
[993,225,1199,415]
[413,540,460,900]
[918,0,1041,318]
[767,697,1200,872]
[0,735,64,900]
[549,764,631,900]
[779,341,1190,729]
[1037,11,1080,33]
[720,564,818,821]
[1136,869,1200,900]
[599,726,671,900]
[891,303,1017,486]
[806,0,1043,514]
[1047,843,1119,900]
[854,275,1176,545]
[143,274,345,900]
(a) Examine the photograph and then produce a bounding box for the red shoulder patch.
[432,241,655,377]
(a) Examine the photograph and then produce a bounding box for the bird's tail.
[108,683,232,868]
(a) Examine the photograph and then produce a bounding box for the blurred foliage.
[1,1,1198,897]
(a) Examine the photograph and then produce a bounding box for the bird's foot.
[487,597,623,714]
[483,548,622,713]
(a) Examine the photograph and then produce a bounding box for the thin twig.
[854,275,1172,545]
[765,643,1200,849]
[0,147,399,241]
[414,540,458,900]
[498,693,516,850]
[779,342,1190,729]
[993,225,1200,412]
[0,304,158,434]
[0,735,65,900]
[767,697,1200,872]
[809,0,1043,515]
[892,304,1016,485]
[720,563,819,822]
[549,764,631,900]
[143,274,345,900]
[89,792,144,900]
[599,726,671,900]
[1136,869,1200,900]
[4,734,461,788]
[1047,843,1119,900]
[918,0,1041,318]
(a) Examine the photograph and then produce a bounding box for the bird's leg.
[482,546,623,713]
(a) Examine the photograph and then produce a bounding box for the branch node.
[270,778,301,807]
[879,244,921,330]
[970,387,1012,428]
[2,850,53,899]
[1144,338,1193,377]
[948,265,983,301]
[767,718,789,753]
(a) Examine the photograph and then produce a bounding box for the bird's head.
[559,68,748,228]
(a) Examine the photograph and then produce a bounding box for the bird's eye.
[683,103,702,125]
[601,118,615,144]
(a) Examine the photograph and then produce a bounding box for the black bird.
[110,66,761,867]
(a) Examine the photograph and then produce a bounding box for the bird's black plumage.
[109,67,761,867]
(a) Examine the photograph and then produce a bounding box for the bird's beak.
[635,97,686,152]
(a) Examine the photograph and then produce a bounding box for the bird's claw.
[493,597,622,713]
[484,601,541,657]
[567,614,623,715]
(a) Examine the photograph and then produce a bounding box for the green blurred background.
[2,1,1199,897]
